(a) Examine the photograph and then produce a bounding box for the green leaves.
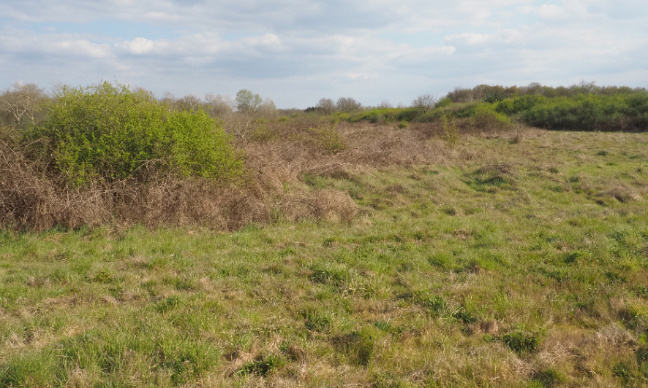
[28,82,243,187]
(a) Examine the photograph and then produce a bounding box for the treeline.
[444,82,647,103]
[0,84,279,131]
[317,82,648,132]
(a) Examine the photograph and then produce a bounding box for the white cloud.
[0,0,647,107]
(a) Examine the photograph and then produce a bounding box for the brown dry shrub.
[280,189,357,223]
[1,133,360,231]
[111,178,272,230]
[0,137,111,230]
[1,119,453,231]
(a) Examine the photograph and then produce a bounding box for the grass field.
[1,125,648,387]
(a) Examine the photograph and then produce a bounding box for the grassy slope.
[1,128,648,387]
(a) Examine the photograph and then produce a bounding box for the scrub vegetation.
[0,82,647,387]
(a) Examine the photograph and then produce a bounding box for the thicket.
[0,82,252,230]
[345,102,512,133]
[26,83,243,187]
[512,93,648,131]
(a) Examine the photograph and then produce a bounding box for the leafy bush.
[520,93,648,131]
[470,103,512,131]
[436,97,453,109]
[495,95,546,116]
[27,82,243,187]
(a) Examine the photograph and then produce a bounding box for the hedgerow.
[519,93,648,131]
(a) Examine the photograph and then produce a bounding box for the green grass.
[1,129,648,386]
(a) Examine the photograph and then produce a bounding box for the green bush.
[520,93,648,131]
[436,97,453,109]
[27,82,243,186]
[495,95,546,116]
[470,103,512,131]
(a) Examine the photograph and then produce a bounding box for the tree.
[446,87,474,103]
[257,98,278,118]
[412,94,436,113]
[336,97,362,113]
[181,95,204,111]
[235,89,262,114]
[317,98,336,115]
[0,83,47,128]
[205,93,234,118]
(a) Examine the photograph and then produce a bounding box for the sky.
[1,0,647,108]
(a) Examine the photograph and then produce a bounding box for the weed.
[237,354,285,377]
[502,330,540,353]
[331,327,375,366]
[300,306,332,332]
[452,307,477,324]
[155,295,181,313]
[309,265,350,289]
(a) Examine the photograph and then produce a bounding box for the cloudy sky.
[1,0,646,108]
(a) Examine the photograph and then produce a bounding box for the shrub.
[495,95,546,116]
[436,97,453,109]
[470,103,512,131]
[27,82,243,187]
[311,121,347,154]
[520,93,648,131]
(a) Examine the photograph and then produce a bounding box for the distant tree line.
[0,84,279,131]
[444,82,647,103]
[314,82,648,132]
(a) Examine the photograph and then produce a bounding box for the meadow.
[1,114,648,386]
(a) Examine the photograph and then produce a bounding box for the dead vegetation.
[0,118,460,231]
